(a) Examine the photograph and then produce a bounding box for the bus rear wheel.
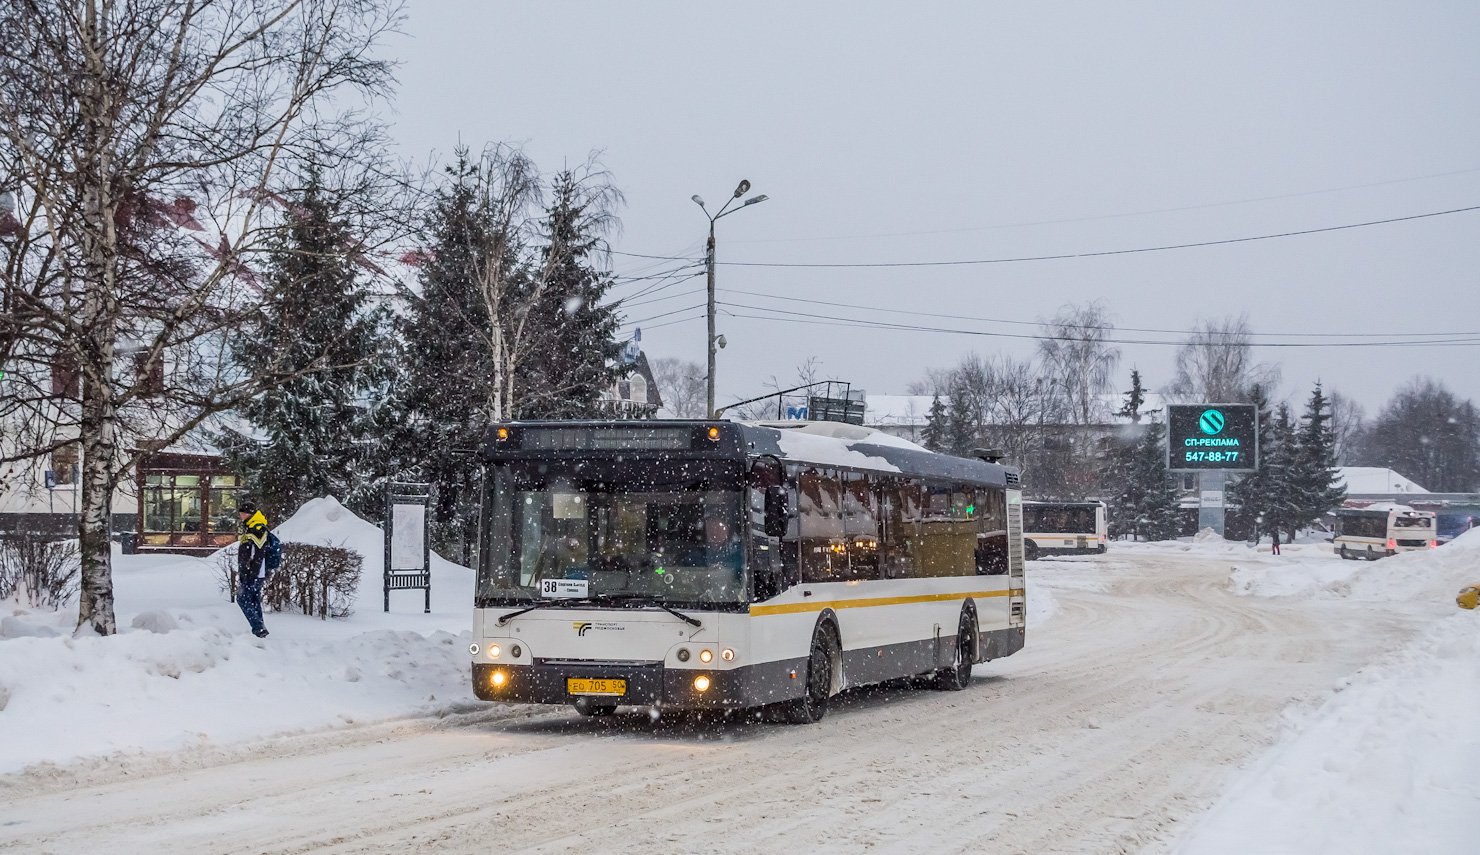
[933,610,976,691]
[778,623,837,724]
[1024,540,1040,561]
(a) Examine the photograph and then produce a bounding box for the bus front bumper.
[472,660,804,709]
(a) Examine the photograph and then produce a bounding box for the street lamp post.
[693,180,767,418]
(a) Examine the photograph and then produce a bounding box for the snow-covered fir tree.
[216,170,390,522]
[395,155,507,562]
[1109,416,1180,541]
[922,394,949,452]
[1228,383,1275,543]
[513,168,623,418]
[393,151,626,561]
[1262,403,1300,543]
[1290,381,1346,531]
[1116,369,1147,424]
[946,389,976,456]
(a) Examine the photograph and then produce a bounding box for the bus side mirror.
[764,486,789,538]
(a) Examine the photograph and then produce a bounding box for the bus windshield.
[480,473,747,606]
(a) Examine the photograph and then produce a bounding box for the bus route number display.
[1166,404,1258,472]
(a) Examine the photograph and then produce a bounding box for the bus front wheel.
[778,623,838,725]
[1024,540,1040,561]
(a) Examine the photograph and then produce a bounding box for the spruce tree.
[395,156,504,561]
[1291,382,1346,532]
[1116,368,1146,424]
[946,390,976,456]
[922,394,949,452]
[1229,383,1274,543]
[217,170,389,523]
[1263,404,1299,543]
[1111,417,1180,541]
[513,169,623,418]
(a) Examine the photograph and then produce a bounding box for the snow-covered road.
[0,548,1438,854]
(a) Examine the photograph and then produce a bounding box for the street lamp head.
[742,194,768,207]
[691,194,706,209]
[733,180,750,198]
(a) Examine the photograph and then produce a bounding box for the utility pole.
[693,180,768,417]
[705,219,717,418]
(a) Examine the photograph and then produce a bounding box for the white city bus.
[1333,505,1437,560]
[470,420,1026,723]
[1021,500,1107,560]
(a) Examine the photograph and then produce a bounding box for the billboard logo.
[1199,409,1225,435]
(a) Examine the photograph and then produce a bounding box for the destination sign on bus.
[1166,404,1258,472]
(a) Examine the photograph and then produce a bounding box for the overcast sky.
[387,1,1480,415]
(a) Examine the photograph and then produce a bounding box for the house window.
[51,354,80,399]
[628,374,647,403]
[50,444,79,487]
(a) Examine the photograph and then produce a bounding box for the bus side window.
[975,487,1009,576]
[800,468,846,583]
[842,472,881,581]
[917,481,974,577]
[879,479,918,579]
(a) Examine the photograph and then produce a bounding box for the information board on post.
[1166,404,1258,472]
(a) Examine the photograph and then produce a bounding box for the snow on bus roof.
[739,421,1013,485]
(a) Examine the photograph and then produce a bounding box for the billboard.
[1167,404,1258,472]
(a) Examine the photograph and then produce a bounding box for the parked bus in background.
[470,420,1026,724]
[1333,505,1437,560]
[1021,500,1107,560]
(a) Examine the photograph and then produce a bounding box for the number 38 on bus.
[470,420,1028,723]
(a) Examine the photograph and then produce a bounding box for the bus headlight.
[469,643,480,655]
[488,644,501,659]
[510,644,522,658]
[694,676,711,692]
[721,648,735,661]
[491,671,507,687]
[676,647,690,662]
[699,649,713,663]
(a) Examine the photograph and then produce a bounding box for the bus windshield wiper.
[495,594,703,629]
[592,592,704,629]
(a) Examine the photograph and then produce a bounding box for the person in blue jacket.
[236,502,271,638]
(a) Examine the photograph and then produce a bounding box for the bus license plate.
[568,678,625,696]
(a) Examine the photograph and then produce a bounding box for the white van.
[1333,505,1436,560]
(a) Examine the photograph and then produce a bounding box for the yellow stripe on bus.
[750,589,1027,617]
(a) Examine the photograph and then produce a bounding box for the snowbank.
[0,497,487,776]
[1175,529,1480,854]
[1228,527,1480,605]
[1175,610,1480,855]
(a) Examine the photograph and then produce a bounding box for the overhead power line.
[718,288,1480,341]
[717,301,1480,348]
[613,202,1480,269]
[722,165,1480,244]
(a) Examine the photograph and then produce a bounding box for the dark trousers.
[238,577,266,634]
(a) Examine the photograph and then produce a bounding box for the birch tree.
[0,0,402,634]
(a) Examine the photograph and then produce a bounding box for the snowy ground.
[0,497,487,775]
[0,517,1476,853]
[1174,529,1480,855]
